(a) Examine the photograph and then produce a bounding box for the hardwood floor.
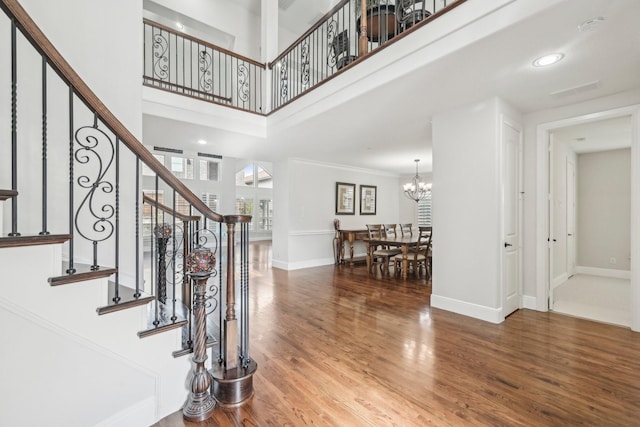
[155,241,640,426]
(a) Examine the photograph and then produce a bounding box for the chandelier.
[403,159,431,202]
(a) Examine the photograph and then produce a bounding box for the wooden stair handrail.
[143,195,201,222]
[144,18,265,69]
[0,0,224,223]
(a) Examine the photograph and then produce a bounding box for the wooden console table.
[336,229,368,265]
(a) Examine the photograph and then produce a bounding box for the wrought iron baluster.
[114,137,120,302]
[135,157,141,297]
[40,56,49,236]
[73,114,115,272]
[9,18,19,237]
[67,88,76,274]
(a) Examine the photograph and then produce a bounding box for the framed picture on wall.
[335,182,356,215]
[360,185,377,215]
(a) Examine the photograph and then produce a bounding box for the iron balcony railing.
[270,0,462,111]
[142,0,465,114]
[143,19,266,114]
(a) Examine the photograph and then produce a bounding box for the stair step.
[0,189,18,201]
[0,233,71,248]
[172,335,217,358]
[96,281,155,315]
[48,262,117,286]
[138,300,189,338]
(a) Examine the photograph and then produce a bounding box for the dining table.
[363,233,423,280]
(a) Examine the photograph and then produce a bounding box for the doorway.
[536,105,640,332]
[549,117,631,326]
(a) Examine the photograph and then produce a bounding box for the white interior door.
[566,158,576,277]
[502,118,522,317]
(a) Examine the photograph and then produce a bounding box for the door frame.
[500,114,523,318]
[566,157,576,278]
[535,104,640,331]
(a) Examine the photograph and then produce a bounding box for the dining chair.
[419,226,432,277]
[393,226,431,278]
[366,224,400,274]
[399,223,413,236]
[383,224,402,271]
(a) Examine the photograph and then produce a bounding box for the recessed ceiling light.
[578,16,604,32]
[532,53,564,67]
[176,22,184,31]
[197,139,207,145]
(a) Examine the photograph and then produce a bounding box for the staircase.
[0,1,254,425]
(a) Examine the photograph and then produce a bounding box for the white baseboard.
[521,295,538,310]
[272,257,335,271]
[552,272,568,289]
[575,266,631,280]
[430,294,503,324]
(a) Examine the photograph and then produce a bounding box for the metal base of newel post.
[183,366,216,422]
[211,360,258,407]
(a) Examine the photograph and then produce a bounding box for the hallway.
[553,274,631,327]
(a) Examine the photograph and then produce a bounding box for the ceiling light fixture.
[403,159,431,203]
[197,139,207,145]
[532,53,564,67]
[578,16,604,32]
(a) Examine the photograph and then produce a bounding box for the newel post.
[211,215,257,406]
[183,246,217,422]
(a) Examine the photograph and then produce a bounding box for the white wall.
[19,0,143,137]
[431,97,521,323]
[577,148,631,271]
[272,158,402,270]
[147,0,261,60]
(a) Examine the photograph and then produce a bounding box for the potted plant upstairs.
[354,0,397,45]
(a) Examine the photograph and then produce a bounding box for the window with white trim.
[417,193,432,226]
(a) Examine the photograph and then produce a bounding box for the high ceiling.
[142,0,640,175]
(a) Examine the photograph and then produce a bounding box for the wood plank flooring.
[155,241,640,426]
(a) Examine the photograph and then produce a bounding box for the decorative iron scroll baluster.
[153,30,169,80]
[327,20,338,69]
[73,118,116,271]
[198,49,212,93]
[279,58,288,100]
[300,42,310,89]
[237,63,249,103]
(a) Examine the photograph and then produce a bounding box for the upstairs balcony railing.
[143,19,266,114]
[270,0,462,111]
[142,0,464,115]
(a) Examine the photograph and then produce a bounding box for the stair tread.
[49,262,117,286]
[172,335,217,358]
[97,282,154,315]
[0,234,71,249]
[0,189,18,201]
[138,300,189,338]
